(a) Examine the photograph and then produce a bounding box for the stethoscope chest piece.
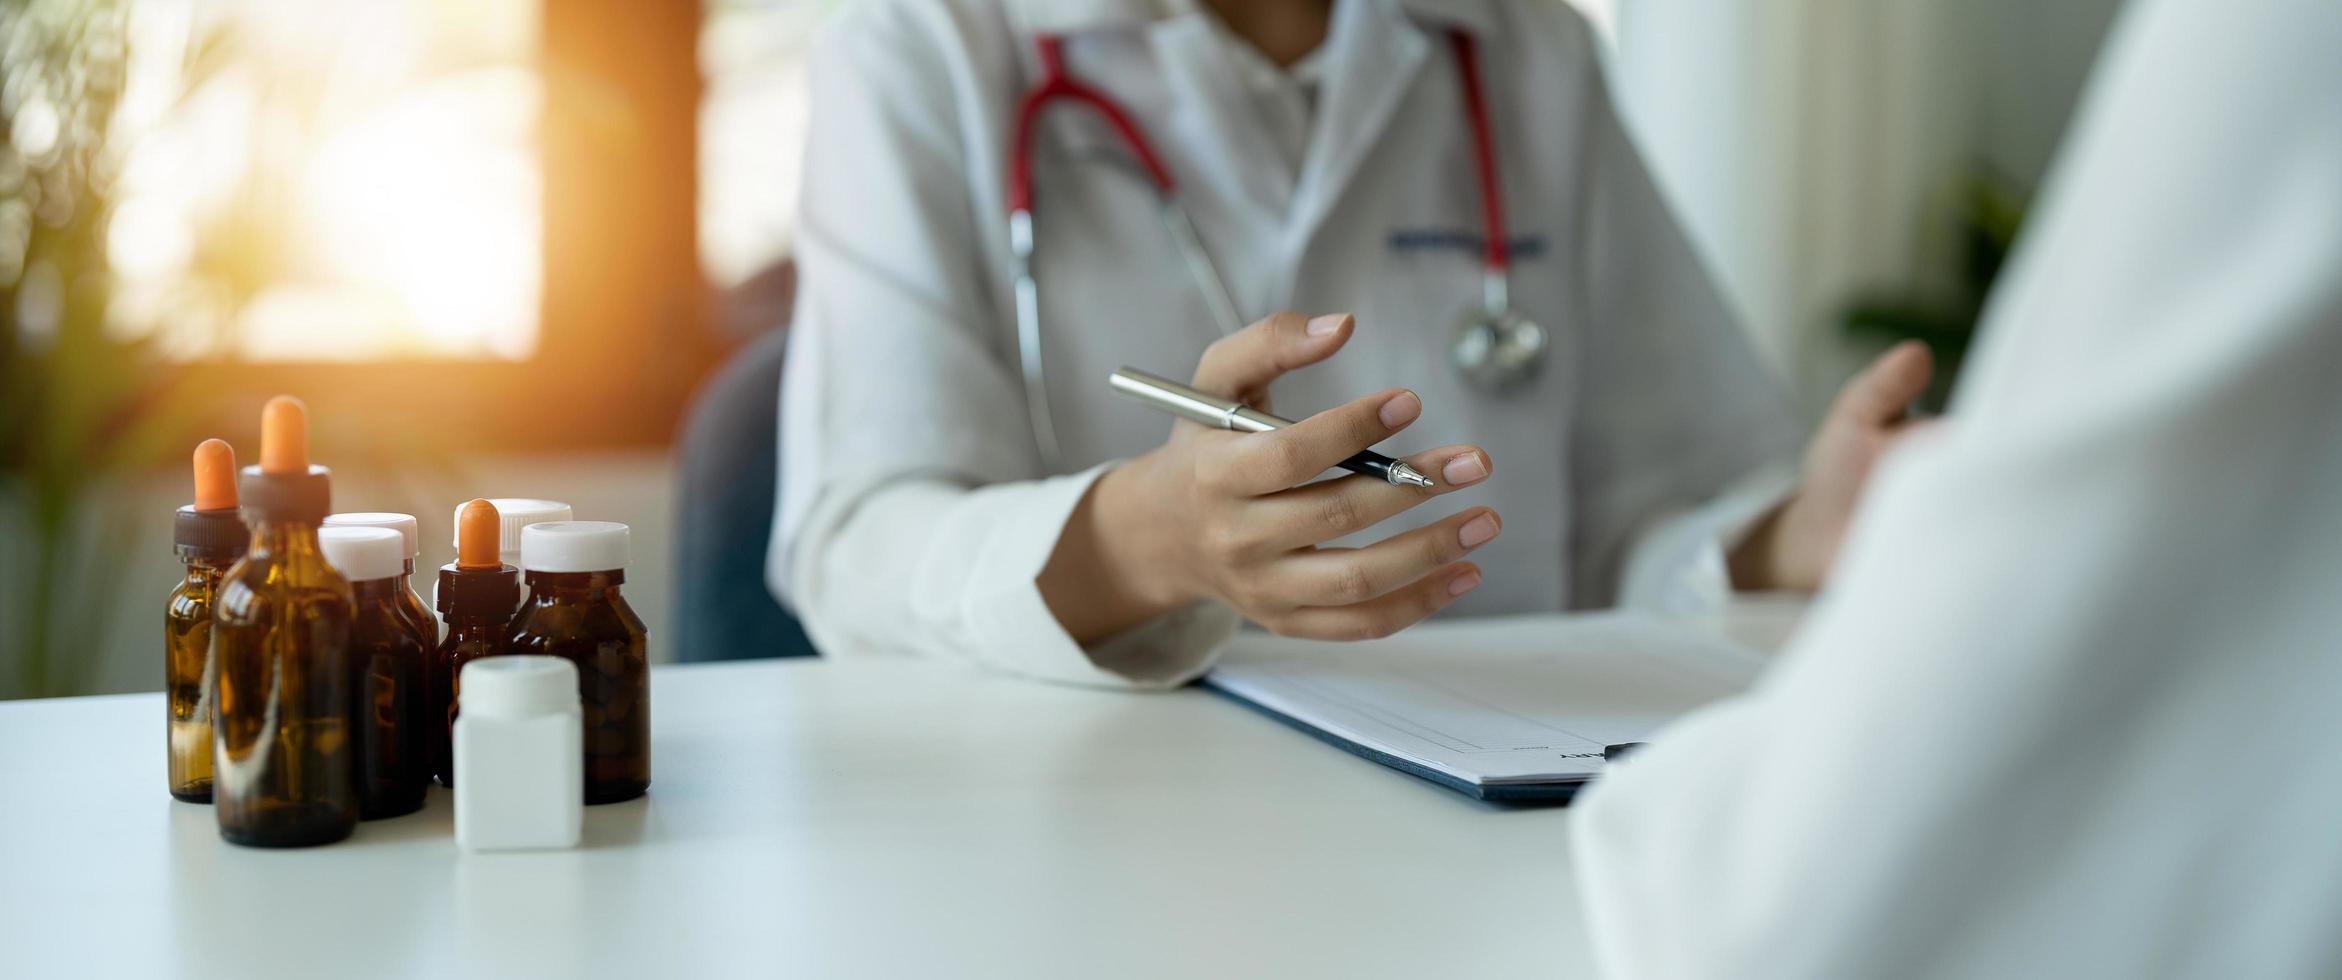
[1450,306,1547,392]
[1449,268,1547,392]
[1449,305,1547,393]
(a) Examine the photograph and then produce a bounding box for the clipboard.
[1201,613,1765,803]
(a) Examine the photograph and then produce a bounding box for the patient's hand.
[1731,341,1938,592]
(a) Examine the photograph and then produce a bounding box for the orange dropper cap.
[177,438,249,561]
[192,439,238,511]
[239,395,332,524]
[259,395,309,475]
[439,498,518,619]
[457,499,502,570]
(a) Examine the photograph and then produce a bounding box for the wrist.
[1037,456,1198,644]
[1087,457,1205,611]
[1727,496,1815,593]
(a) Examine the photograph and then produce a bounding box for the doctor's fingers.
[1244,445,1494,550]
[1190,311,1355,403]
[1252,507,1502,608]
[1203,388,1425,496]
[1255,562,1484,642]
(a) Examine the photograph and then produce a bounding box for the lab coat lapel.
[1148,15,1296,235]
[1287,0,1431,249]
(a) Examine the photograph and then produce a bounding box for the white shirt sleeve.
[1572,0,2342,974]
[768,3,1236,688]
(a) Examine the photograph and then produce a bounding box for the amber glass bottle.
[211,396,356,847]
[324,514,439,775]
[168,443,252,803]
[167,560,229,802]
[321,526,431,819]
[323,513,439,651]
[508,521,650,804]
[435,498,519,787]
[168,439,246,802]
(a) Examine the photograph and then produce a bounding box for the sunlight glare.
[103,0,542,362]
[303,70,540,359]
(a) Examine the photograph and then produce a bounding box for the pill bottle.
[324,512,438,654]
[211,396,358,847]
[166,439,248,803]
[320,526,433,820]
[435,498,519,787]
[454,656,583,851]
[509,521,650,804]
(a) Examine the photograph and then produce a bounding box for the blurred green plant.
[2,1,475,698]
[1841,170,2030,412]
[0,0,220,698]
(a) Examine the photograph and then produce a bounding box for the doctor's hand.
[1730,340,1938,592]
[1040,312,1500,644]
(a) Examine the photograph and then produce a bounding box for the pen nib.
[1388,463,1435,489]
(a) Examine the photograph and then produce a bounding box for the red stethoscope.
[1008,29,1548,464]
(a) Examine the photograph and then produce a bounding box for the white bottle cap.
[318,526,406,582]
[459,655,580,719]
[451,498,573,555]
[324,512,420,561]
[520,521,630,573]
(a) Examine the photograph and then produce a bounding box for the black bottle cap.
[173,506,249,563]
[438,562,520,619]
[237,463,333,526]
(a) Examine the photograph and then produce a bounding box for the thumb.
[1191,311,1354,402]
[1831,340,1934,428]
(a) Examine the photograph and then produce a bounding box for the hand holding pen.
[1110,368,1436,488]
[1036,312,1501,646]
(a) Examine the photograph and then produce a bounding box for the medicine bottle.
[211,396,358,847]
[435,498,519,787]
[320,526,432,820]
[454,656,583,851]
[166,439,248,803]
[324,512,438,654]
[509,521,650,804]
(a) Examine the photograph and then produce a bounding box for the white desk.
[0,602,1803,979]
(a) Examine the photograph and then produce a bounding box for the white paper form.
[1205,613,1767,789]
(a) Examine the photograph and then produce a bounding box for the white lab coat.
[1574,0,2342,974]
[772,0,1800,686]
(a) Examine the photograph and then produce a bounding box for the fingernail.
[1447,571,1481,596]
[1378,390,1421,428]
[1442,452,1488,485]
[1458,513,1500,549]
[1306,314,1350,337]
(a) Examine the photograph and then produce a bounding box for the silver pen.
[1108,367,1435,488]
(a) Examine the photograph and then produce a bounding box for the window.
[78,0,713,448]
[698,0,822,299]
[106,0,540,361]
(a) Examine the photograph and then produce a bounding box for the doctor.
[773,0,1931,685]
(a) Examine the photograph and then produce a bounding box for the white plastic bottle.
[454,656,583,852]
